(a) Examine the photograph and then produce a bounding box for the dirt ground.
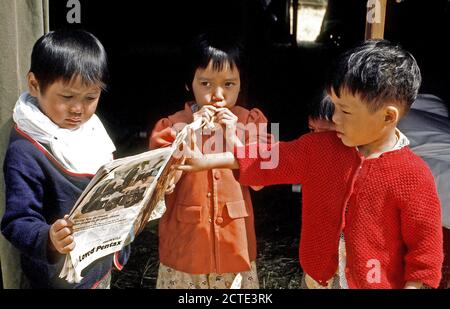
[111,185,303,289]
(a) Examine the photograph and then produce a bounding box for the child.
[307,93,335,133]
[1,29,129,288]
[178,40,444,289]
[148,32,270,289]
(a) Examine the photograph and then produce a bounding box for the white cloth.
[398,94,450,228]
[410,94,448,118]
[13,92,115,174]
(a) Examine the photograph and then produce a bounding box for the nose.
[332,111,340,126]
[212,87,224,102]
[69,101,83,115]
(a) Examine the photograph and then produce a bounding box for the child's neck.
[357,128,399,159]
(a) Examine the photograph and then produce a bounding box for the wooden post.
[365,0,387,39]
[292,0,299,45]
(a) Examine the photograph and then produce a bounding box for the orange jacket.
[149,102,270,274]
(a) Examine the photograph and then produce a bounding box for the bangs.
[199,47,238,72]
[30,30,108,92]
[55,48,108,90]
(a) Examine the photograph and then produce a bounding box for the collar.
[356,128,409,159]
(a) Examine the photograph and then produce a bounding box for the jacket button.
[216,217,223,224]
[214,171,221,180]
[207,192,212,198]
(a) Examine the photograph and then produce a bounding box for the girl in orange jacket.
[149,32,271,289]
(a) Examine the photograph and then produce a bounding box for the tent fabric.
[398,94,450,229]
[0,0,49,289]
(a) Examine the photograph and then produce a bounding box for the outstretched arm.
[175,128,313,187]
[176,151,238,172]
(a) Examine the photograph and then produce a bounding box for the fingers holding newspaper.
[49,214,75,255]
[165,168,183,195]
[172,127,203,172]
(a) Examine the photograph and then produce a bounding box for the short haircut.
[30,29,108,93]
[185,31,244,85]
[308,90,335,121]
[327,40,422,114]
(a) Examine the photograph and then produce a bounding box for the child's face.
[191,60,240,109]
[330,89,390,148]
[28,74,101,130]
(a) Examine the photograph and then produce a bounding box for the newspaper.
[59,118,206,283]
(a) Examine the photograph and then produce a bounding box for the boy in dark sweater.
[1,29,129,288]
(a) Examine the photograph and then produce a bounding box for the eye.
[342,111,351,115]
[225,82,236,88]
[85,97,98,101]
[200,81,211,87]
[61,95,74,100]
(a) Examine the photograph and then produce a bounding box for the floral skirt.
[156,261,259,289]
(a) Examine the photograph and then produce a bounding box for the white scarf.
[13,92,116,175]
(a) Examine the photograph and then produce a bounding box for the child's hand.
[175,127,239,172]
[165,168,177,195]
[193,105,217,125]
[165,168,183,195]
[165,181,176,195]
[215,107,238,132]
[216,107,242,150]
[49,215,75,254]
[404,281,423,289]
[175,127,206,172]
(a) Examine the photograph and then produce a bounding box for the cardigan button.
[214,171,221,180]
[207,192,212,198]
[216,217,224,224]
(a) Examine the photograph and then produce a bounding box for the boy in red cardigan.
[177,40,444,289]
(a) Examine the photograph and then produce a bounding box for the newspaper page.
[59,118,204,283]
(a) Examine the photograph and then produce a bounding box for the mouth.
[66,118,82,125]
[211,101,226,108]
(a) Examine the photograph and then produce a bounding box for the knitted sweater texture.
[235,131,443,288]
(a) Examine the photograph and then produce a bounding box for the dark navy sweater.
[1,127,129,288]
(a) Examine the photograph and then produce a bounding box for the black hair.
[326,39,421,114]
[185,31,245,87]
[30,29,108,93]
[308,90,335,121]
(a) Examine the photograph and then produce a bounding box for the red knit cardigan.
[235,131,443,288]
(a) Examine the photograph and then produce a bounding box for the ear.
[27,72,40,97]
[384,106,399,125]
